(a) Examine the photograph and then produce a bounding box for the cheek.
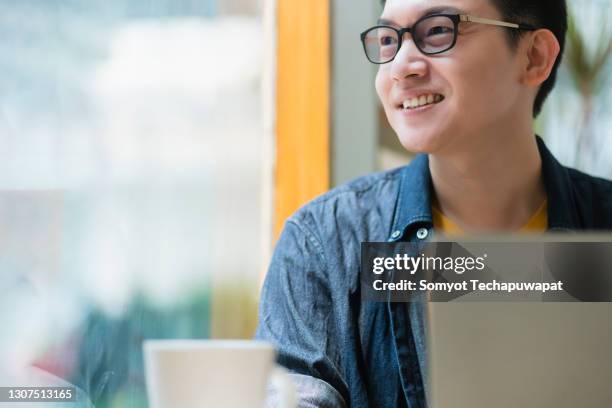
[450,49,518,120]
[375,67,391,106]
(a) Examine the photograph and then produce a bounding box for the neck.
[429,122,546,232]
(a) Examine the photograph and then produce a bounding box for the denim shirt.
[255,137,612,408]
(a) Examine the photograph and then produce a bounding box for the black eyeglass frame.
[360,13,539,64]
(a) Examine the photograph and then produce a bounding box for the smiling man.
[371,0,558,234]
[256,0,612,407]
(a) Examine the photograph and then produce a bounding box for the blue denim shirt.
[255,137,612,407]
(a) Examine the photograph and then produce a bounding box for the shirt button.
[416,228,429,240]
[390,230,401,239]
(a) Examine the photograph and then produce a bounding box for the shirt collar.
[388,154,433,242]
[536,136,581,230]
[388,136,581,241]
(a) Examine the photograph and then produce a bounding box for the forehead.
[381,0,497,24]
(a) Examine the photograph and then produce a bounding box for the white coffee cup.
[143,339,296,408]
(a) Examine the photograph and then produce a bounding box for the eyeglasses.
[360,14,538,64]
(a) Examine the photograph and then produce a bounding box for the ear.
[520,29,561,87]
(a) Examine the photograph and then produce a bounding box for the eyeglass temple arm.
[460,14,536,30]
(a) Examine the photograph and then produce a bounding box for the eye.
[379,35,397,46]
[426,26,453,36]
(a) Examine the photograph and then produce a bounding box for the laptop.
[427,234,612,408]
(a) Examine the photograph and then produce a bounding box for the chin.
[394,128,447,154]
[386,103,453,154]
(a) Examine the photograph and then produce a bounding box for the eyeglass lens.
[363,15,456,63]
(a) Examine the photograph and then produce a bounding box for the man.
[256,0,612,406]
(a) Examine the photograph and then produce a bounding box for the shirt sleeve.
[255,219,348,408]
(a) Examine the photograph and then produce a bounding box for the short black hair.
[380,0,568,117]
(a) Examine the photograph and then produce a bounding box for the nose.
[389,34,428,81]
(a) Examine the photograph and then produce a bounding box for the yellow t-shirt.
[432,200,548,235]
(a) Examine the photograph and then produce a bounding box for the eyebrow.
[377,6,464,26]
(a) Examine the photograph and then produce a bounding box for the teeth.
[402,94,443,110]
